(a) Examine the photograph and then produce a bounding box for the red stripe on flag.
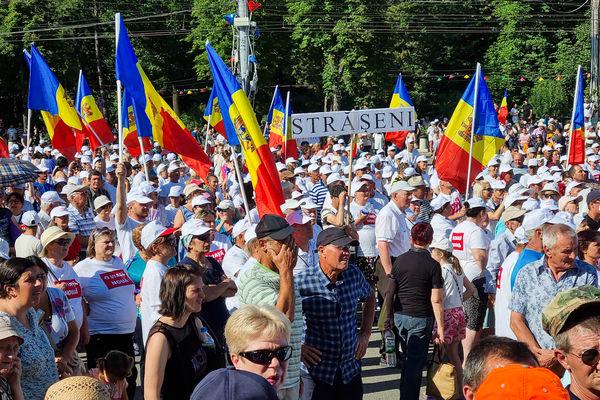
[213,120,227,138]
[124,134,151,158]
[435,136,484,194]
[255,144,285,217]
[0,138,8,158]
[568,128,586,165]
[385,131,409,149]
[52,120,78,160]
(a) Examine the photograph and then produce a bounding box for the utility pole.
[592,0,600,121]
[236,0,250,95]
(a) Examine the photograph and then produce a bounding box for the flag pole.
[262,85,278,139]
[231,148,252,221]
[567,65,583,167]
[465,63,481,199]
[283,91,290,159]
[346,133,356,226]
[138,137,150,181]
[204,113,211,153]
[26,109,32,150]
[115,13,123,160]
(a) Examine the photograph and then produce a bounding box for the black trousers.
[312,370,363,400]
[86,333,138,400]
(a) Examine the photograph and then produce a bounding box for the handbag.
[426,344,459,400]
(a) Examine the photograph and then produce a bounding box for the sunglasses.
[239,346,292,365]
[53,238,71,246]
[571,348,600,366]
[194,233,211,242]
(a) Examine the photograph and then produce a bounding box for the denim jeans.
[394,313,434,400]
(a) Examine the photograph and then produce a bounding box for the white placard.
[290,107,415,139]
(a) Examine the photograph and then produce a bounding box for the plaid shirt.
[297,262,372,385]
[67,204,95,237]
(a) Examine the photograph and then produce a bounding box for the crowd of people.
[0,108,598,400]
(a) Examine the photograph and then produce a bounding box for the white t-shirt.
[206,233,232,264]
[494,250,520,339]
[45,287,75,346]
[450,220,490,281]
[350,200,381,257]
[73,257,137,335]
[94,216,115,231]
[116,216,143,263]
[140,259,168,344]
[222,245,249,312]
[14,234,43,257]
[375,201,411,258]
[431,213,456,243]
[43,258,84,328]
[441,263,464,310]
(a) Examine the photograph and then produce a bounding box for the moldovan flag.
[121,89,151,158]
[115,14,211,180]
[0,138,8,158]
[498,89,508,125]
[205,41,285,217]
[435,67,504,193]
[385,74,414,148]
[75,71,114,151]
[267,86,285,149]
[568,66,585,165]
[27,45,81,160]
[203,86,226,137]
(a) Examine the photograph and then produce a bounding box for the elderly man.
[510,223,598,375]
[66,184,95,251]
[298,227,375,400]
[237,215,302,400]
[543,286,600,400]
[397,137,419,167]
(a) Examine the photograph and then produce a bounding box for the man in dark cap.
[297,227,376,399]
[583,190,600,231]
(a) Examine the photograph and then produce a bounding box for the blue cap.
[190,368,278,400]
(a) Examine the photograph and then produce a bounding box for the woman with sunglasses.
[145,263,223,400]
[0,257,59,399]
[224,304,292,391]
[139,221,177,344]
[73,228,138,400]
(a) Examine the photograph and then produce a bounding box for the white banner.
[290,107,415,139]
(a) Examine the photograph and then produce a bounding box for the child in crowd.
[89,350,134,400]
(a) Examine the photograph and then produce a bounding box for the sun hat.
[40,226,75,250]
[0,318,23,344]
[44,376,110,400]
[93,195,112,211]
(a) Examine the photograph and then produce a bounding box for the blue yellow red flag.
[386,74,415,148]
[26,45,81,159]
[267,86,285,149]
[498,89,508,125]
[205,41,285,217]
[75,71,114,150]
[203,86,227,138]
[434,66,504,193]
[115,14,211,179]
[568,66,585,165]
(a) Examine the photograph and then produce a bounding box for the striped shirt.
[308,181,328,220]
[237,261,303,389]
[67,205,96,237]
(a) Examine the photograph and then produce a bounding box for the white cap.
[109,154,119,161]
[565,181,585,194]
[93,195,112,211]
[487,158,500,167]
[276,162,287,172]
[21,211,39,227]
[285,157,297,165]
[181,219,212,238]
[79,171,90,180]
[217,199,235,210]
[430,194,451,211]
[389,180,416,194]
[593,143,600,149]
[192,196,211,207]
[522,208,555,232]
[527,175,543,186]
[300,199,318,210]
[514,226,527,245]
[465,197,486,208]
[168,186,183,197]
[106,164,115,173]
[490,179,506,190]
[285,209,313,225]
[141,220,176,250]
[416,155,428,164]
[166,153,177,161]
[126,193,153,205]
[142,154,152,163]
[308,164,320,173]
[499,164,512,174]
[167,163,180,174]
[558,195,582,211]
[406,136,415,144]
[504,192,528,208]
[403,167,417,178]
[293,167,304,176]
[231,219,252,238]
[37,166,49,173]
[245,224,258,242]
[50,206,70,219]
[326,173,342,185]
[542,182,559,193]
[281,199,301,214]
[430,236,453,253]
[40,191,64,205]
[351,182,369,197]
[81,156,91,164]
[382,165,395,179]
[319,165,332,175]
[291,190,304,200]
[527,159,539,167]
[152,154,162,162]
[355,160,370,170]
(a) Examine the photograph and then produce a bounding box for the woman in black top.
[144,264,225,400]
[383,222,445,400]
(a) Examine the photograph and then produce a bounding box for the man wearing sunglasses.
[298,226,376,400]
[543,286,600,400]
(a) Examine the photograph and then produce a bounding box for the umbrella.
[0,159,40,186]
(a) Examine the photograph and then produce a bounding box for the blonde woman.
[225,305,292,392]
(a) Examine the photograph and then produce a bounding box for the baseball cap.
[389,180,415,194]
[317,227,359,247]
[285,157,297,165]
[40,191,64,205]
[275,162,287,172]
[319,165,332,175]
[415,155,428,164]
[126,193,153,205]
[408,176,427,188]
[21,211,40,227]
[430,236,453,253]
[351,182,369,197]
[93,195,112,211]
[152,154,162,162]
[183,184,202,198]
[181,219,212,239]
[300,199,318,210]
[403,167,417,178]
[501,206,526,222]
[168,186,183,198]
[255,214,294,241]
[558,195,582,211]
[542,285,600,337]
[526,175,543,186]
[522,208,554,232]
[280,199,301,214]
[430,195,451,212]
[308,164,320,173]
[465,197,486,209]
[326,173,342,186]
[231,218,252,238]
[565,181,585,194]
[489,179,506,190]
[66,185,87,198]
[216,199,235,210]
[285,209,313,226]
[587,189,600,204]
[527,158,539,167]
[382,165,395,179]
[0,318,23,344]
[475,365,568,400]
[50,206,70,219]
[190,368,278,400]
[542,182,559,193]
[167,163,180,174]
[141,220,176,250]
[540,199,559,211]
[191,196,211,207]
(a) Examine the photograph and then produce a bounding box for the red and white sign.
[100,270,134,290]
[365,213,377,225]
[496,266,503,289]
[206,249,226,264]
[451,232,464,251]
[56,279,82,300]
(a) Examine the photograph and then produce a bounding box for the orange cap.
[475,365,568,400]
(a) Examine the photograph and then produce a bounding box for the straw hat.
[44,376,110,400]
[40,227,75,254]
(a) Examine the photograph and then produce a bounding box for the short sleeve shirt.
[450,220,490,281]
[375,201,411,257]
[116,216,142,263]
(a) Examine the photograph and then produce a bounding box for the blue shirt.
[308,181,328,220]
[509,257,598,349]
[510,248,543,290]
[297,263,372,385]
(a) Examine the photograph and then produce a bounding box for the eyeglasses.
[194,233,211,242]
[52,238,71,246]
[570,348,600,366]
[239,346,292,365]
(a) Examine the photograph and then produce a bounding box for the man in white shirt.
[221,219,251,311]
[398,137,420,167]
[15,211,43,257]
